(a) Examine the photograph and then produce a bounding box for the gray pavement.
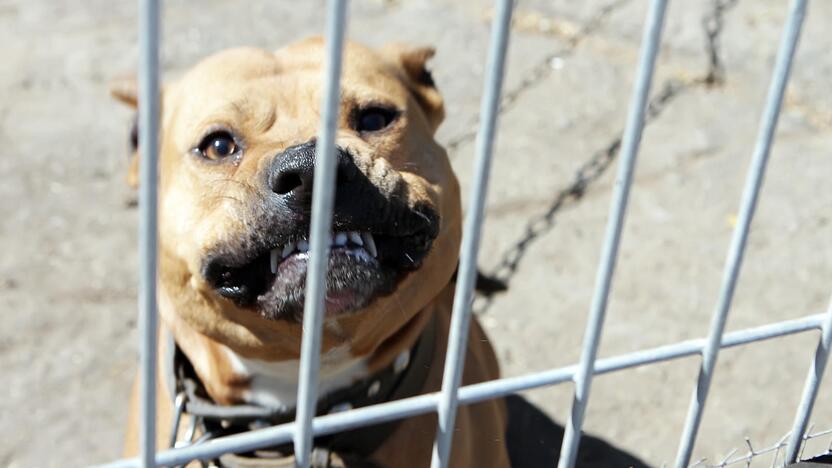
[1,0,830,466]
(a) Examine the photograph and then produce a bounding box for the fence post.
[430,1,514,467]
[785,294,832,463]
[291,1,349,467]
[557,1,668,467]
[137,0,161,465]
[674,0,808,465]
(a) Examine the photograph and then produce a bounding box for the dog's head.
[112,39,460,357]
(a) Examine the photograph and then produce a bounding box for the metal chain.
[702,0,740,85]
[469,0,741,312]
[474,78,687,313]
[446,0,633,154]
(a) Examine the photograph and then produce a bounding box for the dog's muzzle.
[201,141,439,321]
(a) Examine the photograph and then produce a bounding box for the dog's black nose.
[269,141,357,202]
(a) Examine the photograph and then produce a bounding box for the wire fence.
[685,427,832,467]
[100,0,832,466]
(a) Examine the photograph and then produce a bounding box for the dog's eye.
[198,132,238,161]
[356,107,397,133]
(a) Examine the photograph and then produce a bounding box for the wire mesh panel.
[105,0,832,466]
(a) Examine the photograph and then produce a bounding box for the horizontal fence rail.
[112,0,830,466]
[99,312,830,468]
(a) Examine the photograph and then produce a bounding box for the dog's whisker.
[391,292,407,318]
[205,195,247,207]
[398,162,420,171]
[413,210,431,224]
[214,177,257,191]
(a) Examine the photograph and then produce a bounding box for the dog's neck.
[163,321,364,410]
[164,304,434,411]
[221,341,368,411]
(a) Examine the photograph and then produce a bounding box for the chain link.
[702,0,740,85]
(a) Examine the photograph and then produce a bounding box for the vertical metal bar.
[292,1,348,467]
[137,0,161,466]
[785,294,832,463]
[557,2,667,467]
[674,1,807,465]
[429,1,513,467]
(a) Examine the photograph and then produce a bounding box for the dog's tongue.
[324,290,359,317]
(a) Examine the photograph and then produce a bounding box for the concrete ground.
[1,0,831,466]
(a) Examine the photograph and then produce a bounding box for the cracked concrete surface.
[1,0,830,466]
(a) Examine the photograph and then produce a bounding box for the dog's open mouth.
[202,206,438,322]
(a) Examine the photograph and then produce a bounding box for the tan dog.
[113,38,509,468]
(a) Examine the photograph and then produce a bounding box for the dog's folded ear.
[383,44,445,133]
[110,74,139,109]
[109,74,161,189]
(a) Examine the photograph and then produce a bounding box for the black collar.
[166,314,437,466]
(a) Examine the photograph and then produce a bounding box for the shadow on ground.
[507,395,649,468]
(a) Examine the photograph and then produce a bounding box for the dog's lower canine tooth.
[334,232,347,246]
[362,232,378,258]
[349,232,363,245]
[270,249,279,274]
[297,239,309,252]
[282,243,294,258]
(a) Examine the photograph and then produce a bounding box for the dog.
[112,38,510,468]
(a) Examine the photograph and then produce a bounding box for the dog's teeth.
[362,232,377,258]
[270,248,279,274]
[282,242,294,258]
[297,239,309,253]
[334,232,347,246]
[349,232,363,246]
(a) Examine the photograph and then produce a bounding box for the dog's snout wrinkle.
[202,142,442,316]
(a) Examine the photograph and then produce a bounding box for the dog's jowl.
[113,38,509,468]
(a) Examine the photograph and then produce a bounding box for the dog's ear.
[109,75,152,188]
[383,44,445,133]
[110,74,139,109]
